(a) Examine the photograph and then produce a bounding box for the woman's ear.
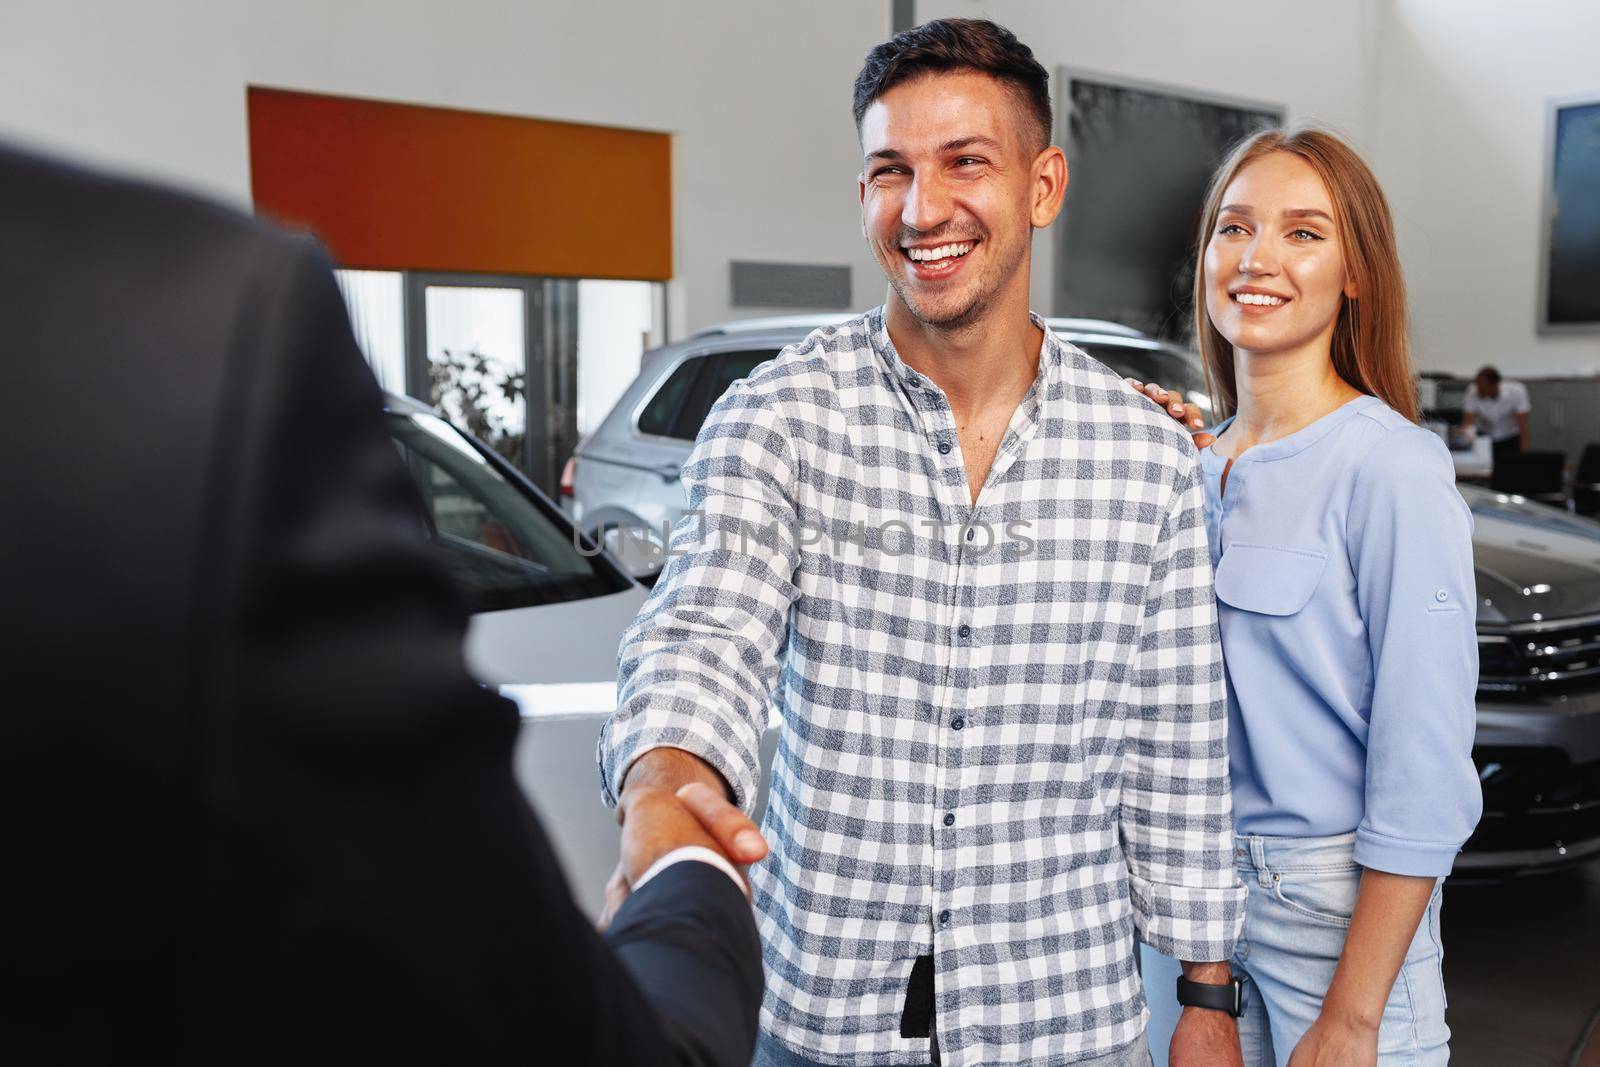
[1344,278,1359,300]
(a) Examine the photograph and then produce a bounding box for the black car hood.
[1461,484,1600,627]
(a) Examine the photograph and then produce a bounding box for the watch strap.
[1175,974,1246,1018]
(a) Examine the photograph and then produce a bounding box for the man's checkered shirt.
[598,309,1245,1066]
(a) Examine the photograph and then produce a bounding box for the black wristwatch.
[1176,974,1248,1018]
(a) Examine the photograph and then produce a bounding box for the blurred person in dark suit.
[0,142,763,1066]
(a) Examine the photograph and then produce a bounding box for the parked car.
[385,391,646,683]
[1456,486,1600,876]
[563,315,1212,577]
[545,319,1600,886]
[383,392,650,904]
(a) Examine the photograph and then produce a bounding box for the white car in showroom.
[384,392,651,908]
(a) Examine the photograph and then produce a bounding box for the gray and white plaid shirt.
[598,309,1244,1066]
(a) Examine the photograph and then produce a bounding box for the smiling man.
[598,19,1246,1067]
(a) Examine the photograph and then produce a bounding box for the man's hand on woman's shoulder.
[1126,378,1215,449]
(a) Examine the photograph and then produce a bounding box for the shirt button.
[938,910,951,925]
[952,717,965,730]
[907,373,921,386]
[957,624,972,640]
[937,440,952,455]
[1436,589,1450,602]
[943,812,956,827]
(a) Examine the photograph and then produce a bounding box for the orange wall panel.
[247,87,671,280]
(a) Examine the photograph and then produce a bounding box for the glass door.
[405,273,548,492]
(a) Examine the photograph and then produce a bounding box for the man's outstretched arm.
[597,374,802,917]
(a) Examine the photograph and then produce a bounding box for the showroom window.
[336,269,664,494]
[333,270,406,393]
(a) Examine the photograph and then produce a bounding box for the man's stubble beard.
[884,229,1028,333]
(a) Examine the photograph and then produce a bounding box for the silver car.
[563,315,1212,578]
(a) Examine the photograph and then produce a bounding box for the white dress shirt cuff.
[631,845,746,897]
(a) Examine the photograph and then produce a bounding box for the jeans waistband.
[1232,830,1358,873]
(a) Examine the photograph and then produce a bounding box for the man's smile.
[901,238,978,279]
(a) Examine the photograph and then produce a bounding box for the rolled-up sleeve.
[1121,460,1246,962]
[1348,429,1482,877]
[597,379,801,813]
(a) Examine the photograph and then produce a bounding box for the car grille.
[1478,616,1600,696]
[1464,746,1600,857]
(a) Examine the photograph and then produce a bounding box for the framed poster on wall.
[1539,94,1600,333]
[1055,71,1283,339]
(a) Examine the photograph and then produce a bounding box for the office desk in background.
[1426,420,1493,481]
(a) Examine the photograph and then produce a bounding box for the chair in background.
[1491,450,1569,509]
[1573,445,1600,516]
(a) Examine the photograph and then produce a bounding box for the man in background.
[0,142,762,1065]
[1462,364,1531,467]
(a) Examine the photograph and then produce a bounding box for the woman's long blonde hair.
[1193,127,1418,423]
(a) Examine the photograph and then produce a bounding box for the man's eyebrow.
[863,136,1006,165]
[941,136,1003,154]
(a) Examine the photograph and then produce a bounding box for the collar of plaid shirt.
[601,307,1245,1067]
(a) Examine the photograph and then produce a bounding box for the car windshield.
[388,411,629,612]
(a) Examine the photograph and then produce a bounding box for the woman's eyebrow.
[1218,205,1333,222]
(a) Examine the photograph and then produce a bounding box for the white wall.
[0,0,892,337]
[0,0,1380,339]
[6,0,1594,376]
[1371,0,1600,376]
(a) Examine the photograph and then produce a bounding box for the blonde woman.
[1133,128,1481,1066]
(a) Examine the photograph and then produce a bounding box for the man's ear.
[1031,146,1068,229]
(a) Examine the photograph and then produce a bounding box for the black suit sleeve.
[609,862,765,1066]
[186,233,761,1066]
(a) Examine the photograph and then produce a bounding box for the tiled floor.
[1444,859,1600,1065]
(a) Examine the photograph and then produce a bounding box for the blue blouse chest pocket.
[1214,543,1329,616]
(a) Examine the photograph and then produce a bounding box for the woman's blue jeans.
[1141,831,1450,1066]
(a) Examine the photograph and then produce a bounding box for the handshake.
[600,747,770,929]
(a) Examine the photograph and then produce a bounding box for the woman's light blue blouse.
[1200,395,1482,877]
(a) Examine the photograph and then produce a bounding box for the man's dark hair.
[1477,365,1501,385]
[853,18,1052,152]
